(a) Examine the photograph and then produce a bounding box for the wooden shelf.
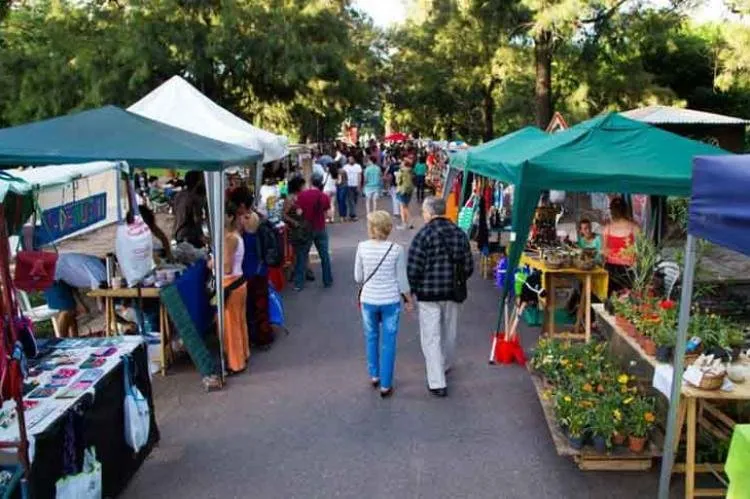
[528,368,659,471]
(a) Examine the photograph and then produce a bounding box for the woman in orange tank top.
[602,197,640,295]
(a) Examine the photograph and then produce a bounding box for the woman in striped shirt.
[354,211,413,398]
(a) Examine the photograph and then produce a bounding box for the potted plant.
[562,408,588,450]
[626,396,656,453]
[589,402,616,454]
[654,323,676,363]
[612,405,626,446]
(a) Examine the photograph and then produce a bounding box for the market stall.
[0,105,261,495]
[461,113,727,323]
[658,154,750,499]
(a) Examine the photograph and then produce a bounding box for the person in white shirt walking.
[343,155,363,221]
[354,211,413,398]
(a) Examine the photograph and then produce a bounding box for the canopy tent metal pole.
[210,170,227,379]
[657,234,698,499]
[115,162,125,224]
[254,160,263,201]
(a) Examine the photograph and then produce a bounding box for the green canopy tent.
[0,172,33,235]
[461,113,729,302]
[462,126,548,182]
[0,105,264,379]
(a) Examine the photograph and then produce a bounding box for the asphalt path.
[123,199,677,498]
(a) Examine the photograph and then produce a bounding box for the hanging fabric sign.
[35,193,107,246]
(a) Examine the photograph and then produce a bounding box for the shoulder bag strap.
[362,243,394,287]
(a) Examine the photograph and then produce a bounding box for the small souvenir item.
[93,347,117,358]
[52,368,79,380]
[56,381,93,399]
[79,356,106,369]
[28,386,58,399]
[77,369,104,383]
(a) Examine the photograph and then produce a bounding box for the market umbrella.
[384,132,409,142]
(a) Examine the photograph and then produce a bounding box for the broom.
[488,302,510,364]
[505,302,528,365]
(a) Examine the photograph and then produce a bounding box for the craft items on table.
[0,336,144,464]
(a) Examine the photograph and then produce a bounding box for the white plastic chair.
[18,290,60,337]
[656,261,680,300]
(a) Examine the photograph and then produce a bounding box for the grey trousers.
[418,301,460,389]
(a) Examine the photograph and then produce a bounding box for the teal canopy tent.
[0,105,262,170]
[461,113,729,298]
[462,126,548,182]
[0,172,33,235]
[0,105,263,379]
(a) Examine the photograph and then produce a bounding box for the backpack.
[257,217,283,268]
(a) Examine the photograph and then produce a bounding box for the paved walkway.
[123,203,674,499]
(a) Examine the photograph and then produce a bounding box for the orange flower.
[596,384,604,393]
[582,383,593,393]
[644,412,656,423]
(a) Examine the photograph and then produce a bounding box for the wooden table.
[520,254,609,343]
[594,305,748,498]
[672,383,750,498]
[88,287,173,375]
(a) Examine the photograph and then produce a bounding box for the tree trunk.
[482,85,496,142]
[534,29,553,129]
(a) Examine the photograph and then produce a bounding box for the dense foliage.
[0,0,749,144]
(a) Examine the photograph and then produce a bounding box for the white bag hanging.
[115,216,154,287]
[123,355,150,453]
[55,447,102,499]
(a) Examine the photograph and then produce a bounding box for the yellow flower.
[564,396,572,403]
[560,358,570,366]
[613,409,622,421]
[582,383,593,393]
[541,390,552,401]
[623,396,634,405]
[617,374,629,384]
[644,412,656,423]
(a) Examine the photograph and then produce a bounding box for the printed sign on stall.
[35,193,107,246]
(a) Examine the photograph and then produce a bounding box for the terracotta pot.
[612,432,626,446]
[642,338,657,356]
[623,322,637,337]
[628,435,647,453]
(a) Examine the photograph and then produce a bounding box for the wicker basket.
[697,373,725,391]
[574,257,596,271]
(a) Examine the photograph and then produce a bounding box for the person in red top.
[602,196,640,295]
[294,175,333,290]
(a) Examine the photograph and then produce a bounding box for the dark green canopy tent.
[461,113,729,297]
[461,126,548,181]
[0,105,262,170]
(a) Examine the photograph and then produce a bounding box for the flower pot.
[628,435,647,453]
[568,434,584,450]
[592,435,608,454]
[623,322,637,337]
[655,345,673,363]
[612,432,626,446]
[642,338,657,356]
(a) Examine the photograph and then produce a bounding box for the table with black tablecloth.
[0,337,159,498]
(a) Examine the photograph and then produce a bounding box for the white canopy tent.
[128,75,289,164]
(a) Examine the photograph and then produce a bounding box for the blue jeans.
[336,185,348,219]
[361,302,401,389]
[346,186,359,219]
[294,229,333,289]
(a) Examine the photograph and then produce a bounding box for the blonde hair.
[367,211,393,240]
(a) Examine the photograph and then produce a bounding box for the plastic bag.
[268,285,284,326]
[123,355,150,452]
[55,447,102,499]
[115,217,154,287]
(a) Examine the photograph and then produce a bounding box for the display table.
[521,254,609,342]
[726,425,750,499]
[88,287,174,375]
[595,304,749,499]
[0,336,159,498]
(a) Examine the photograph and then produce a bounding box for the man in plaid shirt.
[408,196,473,397]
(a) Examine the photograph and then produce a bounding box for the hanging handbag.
[457,195,476,234]
[14,196,58,292]
[357,243,394,310]
[122,354,150,453]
